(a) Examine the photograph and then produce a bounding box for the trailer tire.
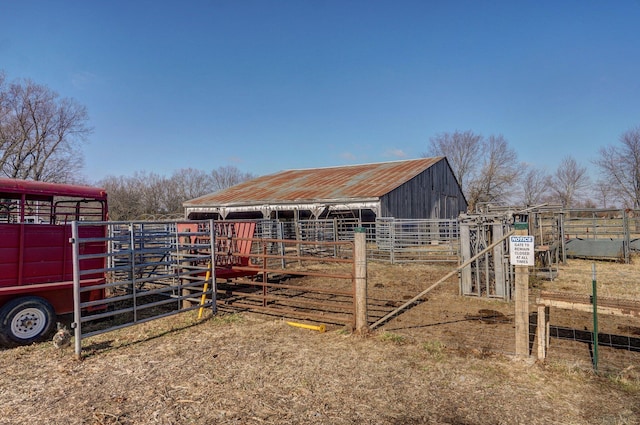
[0,297,56,347]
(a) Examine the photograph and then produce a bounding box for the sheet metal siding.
[380,160,466,219]
[185,158,442,207]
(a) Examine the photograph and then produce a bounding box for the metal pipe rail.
[72,220,216,358]
[214,236,357,327]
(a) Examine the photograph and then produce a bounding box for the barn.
[183,157,467,222]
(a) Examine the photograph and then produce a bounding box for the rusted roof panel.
[185,157,444,207]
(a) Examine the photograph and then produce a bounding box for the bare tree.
[593,127,640,208]
[0,74,91,182]
[425,131,519,211]
[100,172,168,220]
[548,156,590,208]
[518,166,551,206]
[137,171,167,217]
[99,175,146,221]
[99,166,255,220]
[211,165,256,192]
[426,130,482,194]
[466,135,519,208]
[592,179,615,208]
[164,168,215,214]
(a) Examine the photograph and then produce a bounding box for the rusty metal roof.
[185,157,444,207]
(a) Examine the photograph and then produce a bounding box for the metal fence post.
[390,219,396,264]
[71,221,82,359]
[623,209,630,264]
[209,219,217,315]
[592,263,599,372]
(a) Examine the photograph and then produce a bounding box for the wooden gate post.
[354,227,368,333]
[514,220,530,358]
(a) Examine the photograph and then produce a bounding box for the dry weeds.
[1,258,639,424]
[0,309,637,425]
[544,257,640,300]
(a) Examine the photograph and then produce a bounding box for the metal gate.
[215,235,357,326]
[71,220,215,357]
[459,214,513,300]
[71,220,359,356]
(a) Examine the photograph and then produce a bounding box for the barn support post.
[294,209,302,265]
[333,218,338,257]
[514,220,530,358]
[354,227,368,333]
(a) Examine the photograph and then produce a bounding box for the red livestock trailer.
[0,178,108,346]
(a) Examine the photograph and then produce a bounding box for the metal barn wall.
[379,159,466,219]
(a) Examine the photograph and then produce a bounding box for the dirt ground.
[0,258,639,424]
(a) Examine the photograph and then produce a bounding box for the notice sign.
[509,236,535,266]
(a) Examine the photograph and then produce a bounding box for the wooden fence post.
[536,303,546,360]
[354,227,368,333]
[514,220,530,358]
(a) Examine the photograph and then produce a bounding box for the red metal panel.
[20,225,67,284]
[0,224,105,287]
[215,221,258,279]
[234,221,256,267]
[0,223,106,312]
[0,225,20,286]
[0,178,107,200]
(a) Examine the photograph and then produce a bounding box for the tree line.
[99,167,255,220]
[426,128,640,211]
[3,71,640,218]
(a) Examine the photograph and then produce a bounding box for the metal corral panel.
[565,239,625,260]
[185,158,444,207]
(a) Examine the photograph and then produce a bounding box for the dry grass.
[541,256,640,300]
[1,258,639,424]
[0,309,638,425]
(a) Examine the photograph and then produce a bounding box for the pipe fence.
[71,220,215,358]
[253,217,460,264]
[215,236,358,327]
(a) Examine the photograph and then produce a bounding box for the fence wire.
[363,262,517,357]
[537,290,640,375]
[363,261,640,376]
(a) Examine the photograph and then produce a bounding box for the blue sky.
[2,1,639,183]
